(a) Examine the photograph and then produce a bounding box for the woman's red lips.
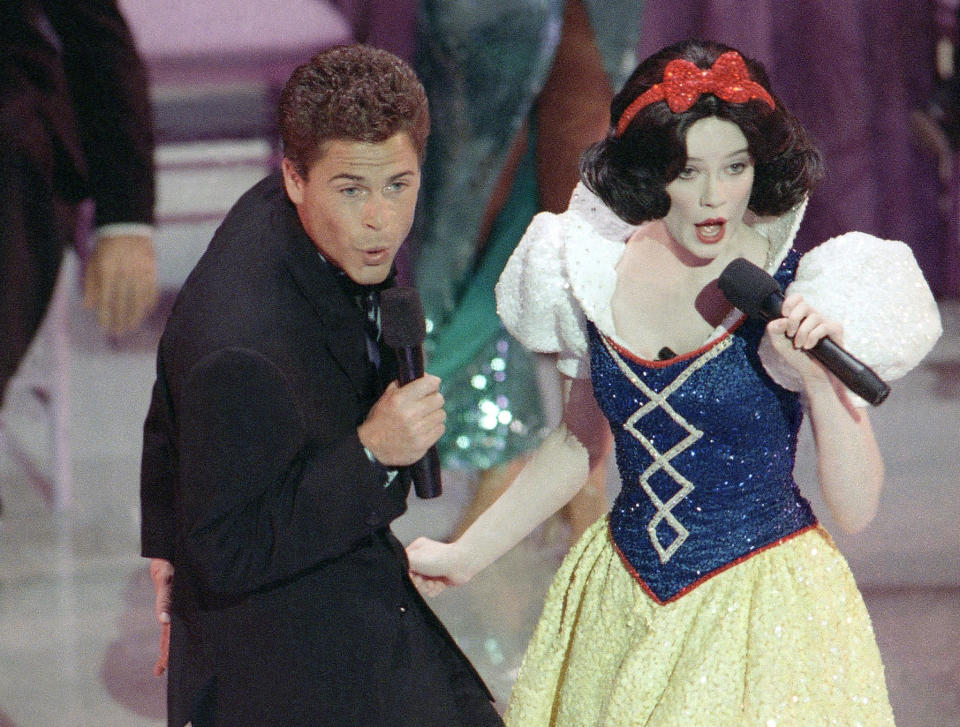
[695,218,726,243]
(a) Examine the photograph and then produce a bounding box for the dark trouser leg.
[0,102,69,408]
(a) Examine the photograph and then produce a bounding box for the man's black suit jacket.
[140,173,499,727]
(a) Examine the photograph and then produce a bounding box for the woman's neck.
[609,220,769,359]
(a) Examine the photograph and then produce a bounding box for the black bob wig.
[581,39,824,225]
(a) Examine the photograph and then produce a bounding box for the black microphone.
[379,286,443,498]
[718,258,890,406]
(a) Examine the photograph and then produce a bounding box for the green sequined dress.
[413,0,643,469]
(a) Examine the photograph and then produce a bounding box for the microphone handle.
[396,346,425,380]
[394,345,443,498]
[410,446,443,499]
[808,337,890,406]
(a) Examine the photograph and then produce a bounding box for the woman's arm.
[766,294,884,533]
[407,372,613,591]
[804,378,884,533]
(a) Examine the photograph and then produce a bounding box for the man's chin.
[348,265,392,287]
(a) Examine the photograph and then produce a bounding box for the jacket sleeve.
[140,356,178,561]
[46,0,155,226]
[176,346,402,602]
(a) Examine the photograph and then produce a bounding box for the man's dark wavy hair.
[278,44,430,176]
[581,39,823,225]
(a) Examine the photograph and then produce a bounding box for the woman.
[407,40,941,724]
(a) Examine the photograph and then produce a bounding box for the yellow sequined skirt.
[505,518,895,726]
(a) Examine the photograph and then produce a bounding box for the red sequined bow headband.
[615,51,775,136]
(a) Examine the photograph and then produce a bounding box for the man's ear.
[281,158,305,205]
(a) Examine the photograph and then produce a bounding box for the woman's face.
[662,116,754,261]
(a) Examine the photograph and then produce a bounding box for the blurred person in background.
[1,0,158,509]
[411,0,643,544]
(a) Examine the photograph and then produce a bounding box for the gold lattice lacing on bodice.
[602,336,733,562]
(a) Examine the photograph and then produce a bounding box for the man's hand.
[358,374,445,467]
[83,234,158,336]
[149,558,174,677]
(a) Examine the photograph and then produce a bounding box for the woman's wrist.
[799,374,848,411]
[445,539,482,584]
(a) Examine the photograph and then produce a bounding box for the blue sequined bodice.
[593,252,817,603]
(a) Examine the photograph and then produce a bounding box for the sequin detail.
[616,51,775,135]
[600,334,732,563]
[504,521,895,726]
[588,251,824,603]
[431,331,546,470]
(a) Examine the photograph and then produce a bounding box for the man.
[1,0,158,401]
[140,44,502,726]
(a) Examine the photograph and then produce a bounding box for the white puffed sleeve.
[495,212,592,379]
[758,232,943,405]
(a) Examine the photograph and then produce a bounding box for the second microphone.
[379,286,443,498]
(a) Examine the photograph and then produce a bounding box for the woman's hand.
[765,293,844,389]
[406,537,473,597]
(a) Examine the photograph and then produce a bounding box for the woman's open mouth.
[695,218,726,244]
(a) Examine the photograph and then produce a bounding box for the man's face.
[282,133,420,285]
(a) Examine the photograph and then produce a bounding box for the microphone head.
[718,258,783,319]
[380,286,427,349]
